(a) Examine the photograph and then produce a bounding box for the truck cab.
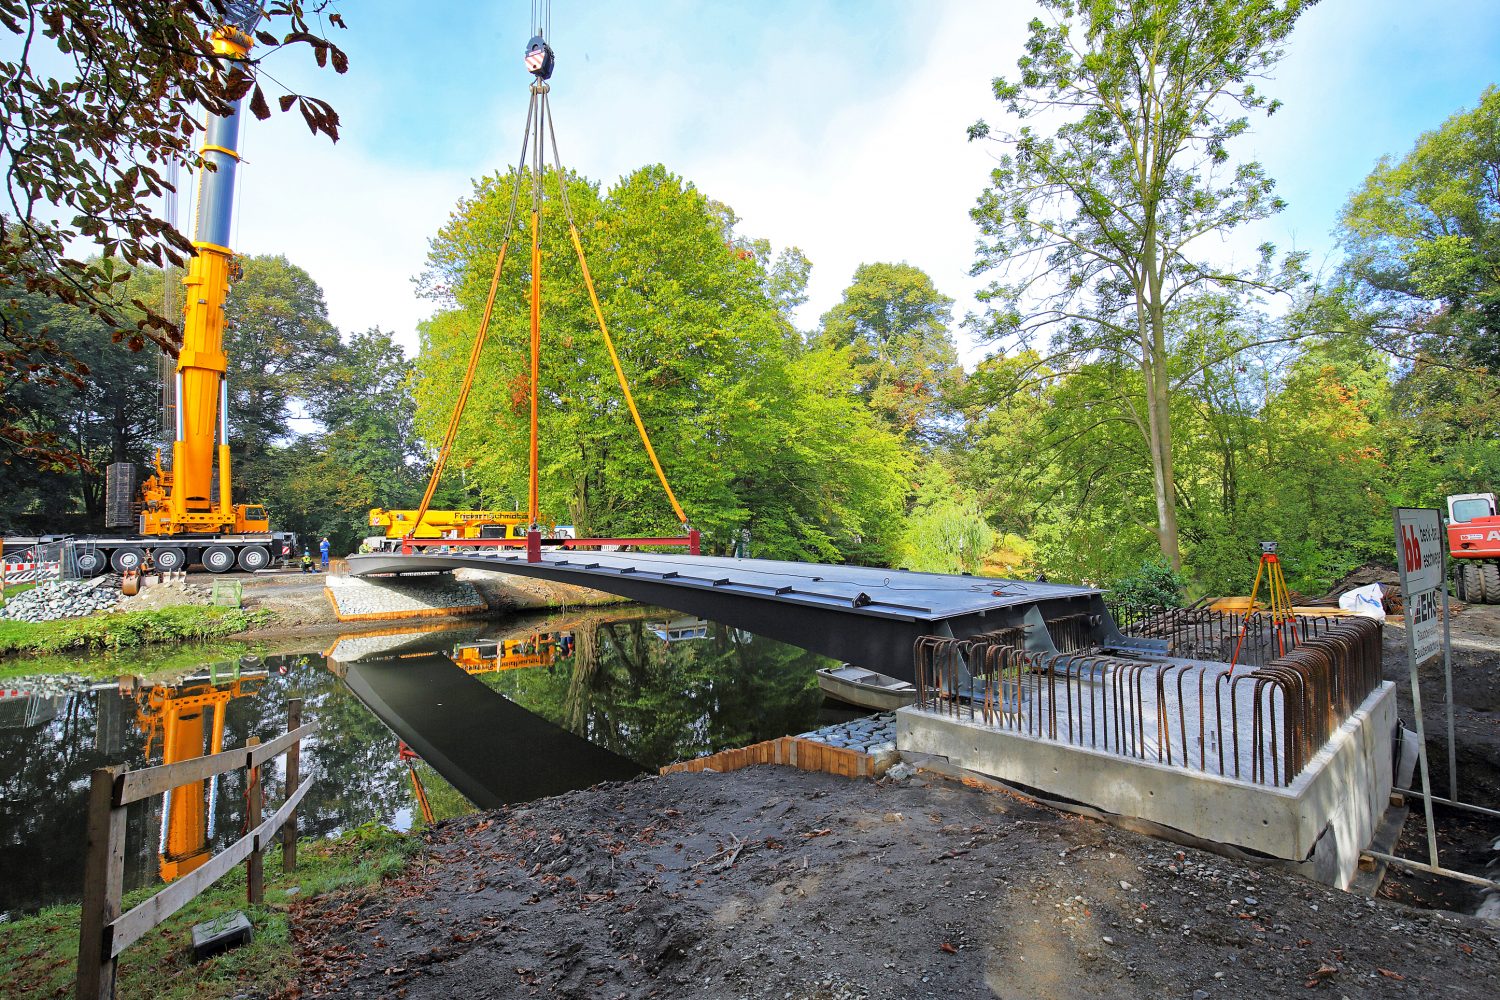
[1446,492,1500,558]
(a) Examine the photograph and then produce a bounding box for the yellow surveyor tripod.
[1229,541,1297,669]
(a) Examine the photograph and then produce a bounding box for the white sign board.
[1394,507,1444,664]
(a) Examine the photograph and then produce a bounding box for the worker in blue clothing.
[318,536,331,572]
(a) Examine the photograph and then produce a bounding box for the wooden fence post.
[246,737,263,905]
[76,765,125,1000]
[282,699,301,874]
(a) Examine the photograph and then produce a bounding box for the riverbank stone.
[0,577,120,623]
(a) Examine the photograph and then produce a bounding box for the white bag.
[1338,582,1385,621]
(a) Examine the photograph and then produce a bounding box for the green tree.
[815,262,960,445]
[262,328,424,551]
[896,465,995,575]
[223,253,340,500]
[968,0,1312,569]
[414,164,912,563]
[1341,86,1500,370]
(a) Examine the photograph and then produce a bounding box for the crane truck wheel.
[236,545,270,572]
[203,545,237,574]
[154,547,188,573]
[1483,565,1500,604]
[109,547,145,574]
[74,550,107,577]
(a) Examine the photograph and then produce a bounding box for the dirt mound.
[1321,562,1401,601]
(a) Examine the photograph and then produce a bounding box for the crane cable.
[542,90,689,527]
[410,89,537,532]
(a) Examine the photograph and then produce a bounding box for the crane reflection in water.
[122,664,264,883]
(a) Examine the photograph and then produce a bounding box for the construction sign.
[1394,507,1444,663]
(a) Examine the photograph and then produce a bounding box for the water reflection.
[0,604,840,914]
[126,669,265,882]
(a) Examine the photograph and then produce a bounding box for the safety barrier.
[912,614,1382,788]
[75,700,315,1000]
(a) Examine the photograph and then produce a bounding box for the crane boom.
[141,17,266,539]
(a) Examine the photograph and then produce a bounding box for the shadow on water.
[0,605,839,914]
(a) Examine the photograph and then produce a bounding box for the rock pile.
[0,577,120,623]
[324,574,486,620]
[798,711,897,755]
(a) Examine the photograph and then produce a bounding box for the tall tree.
[1340,86,1500,371]
[263,328,423,551]
[414,164,911,562]
[815,262,961,445]
[222,253,340,498]
[968,0,1312,568]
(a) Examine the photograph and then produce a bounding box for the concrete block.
[897,682,1396,890]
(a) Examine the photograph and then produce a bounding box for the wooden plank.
[108,824,256,958]
[76,766,124,1000]
[250,776,312,852]
[116,745,245,806]
[246,738,263,906]
[247,721,320,768]
[283,700,301,874]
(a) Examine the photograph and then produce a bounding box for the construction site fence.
[913,611,1383,788]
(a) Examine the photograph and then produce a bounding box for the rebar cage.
[913,608,1383,788]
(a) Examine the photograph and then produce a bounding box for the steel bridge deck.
[345,551,1104,681]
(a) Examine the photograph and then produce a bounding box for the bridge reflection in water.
[332,640,644,809]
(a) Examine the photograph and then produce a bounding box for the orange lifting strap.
[411,72,689,534]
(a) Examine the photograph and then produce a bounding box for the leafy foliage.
[414,164,912,561]
[815,262,961,445]
[1341,86,1500,369]
[1109,556,1189,612]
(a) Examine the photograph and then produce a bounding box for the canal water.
[0,606,856,916]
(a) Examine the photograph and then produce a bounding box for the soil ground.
[288,598,1500,999]
[295,767,1499,1000]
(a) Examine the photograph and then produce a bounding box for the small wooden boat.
[816,664,916,711]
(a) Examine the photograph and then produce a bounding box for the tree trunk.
[1138,229,1182,571]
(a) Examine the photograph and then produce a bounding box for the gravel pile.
[797,711,897,754]
[325,574,485,619]
[0,674,96,698]
[0,577,120,623]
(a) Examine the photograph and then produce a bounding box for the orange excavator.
[1447,492,1500,603]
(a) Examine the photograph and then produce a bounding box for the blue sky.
[216,1,1500,362]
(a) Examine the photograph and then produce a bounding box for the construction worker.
[318,536,331,572]
[300,549,314,574]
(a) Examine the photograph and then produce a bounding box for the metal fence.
[913,611,1382,788]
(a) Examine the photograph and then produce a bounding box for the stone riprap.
[796,711,897,755]
[324,574,486,620]
[0,577,120,623]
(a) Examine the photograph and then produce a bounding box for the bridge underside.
[345,551,1116,681]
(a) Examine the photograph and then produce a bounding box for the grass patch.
[0,605,269,658]
[0,822,418,1000]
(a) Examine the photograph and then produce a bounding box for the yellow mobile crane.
[367,508,539,548]
[69,3,296,577]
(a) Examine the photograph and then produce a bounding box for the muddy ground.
[294,768,1499,1000]
[286,598,1500,999]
